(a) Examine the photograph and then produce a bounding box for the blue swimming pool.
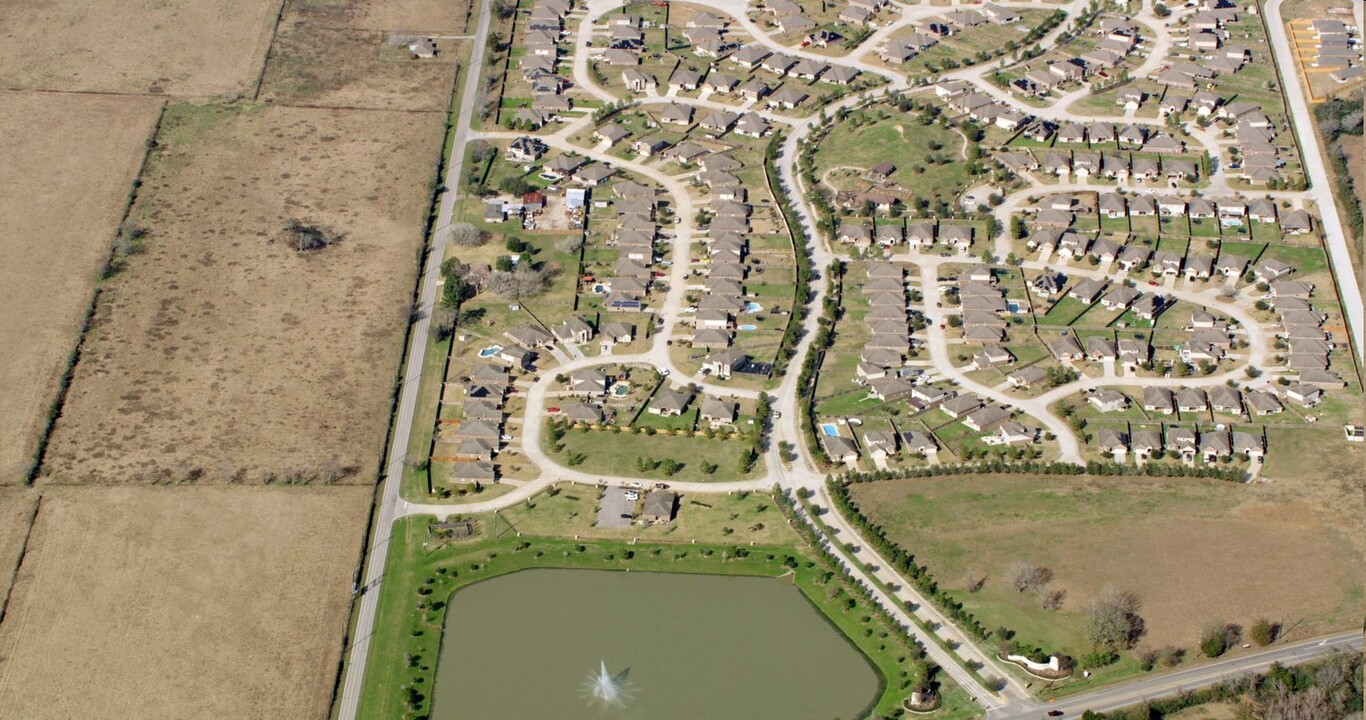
[745,301,763,313]
[478,345,502,358]
[738,324,758,331]
[820,423,840,437]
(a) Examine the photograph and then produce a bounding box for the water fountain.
[584,660,629,707]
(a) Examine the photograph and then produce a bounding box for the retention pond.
[432,568,881,719]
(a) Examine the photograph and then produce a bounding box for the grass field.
[0,0,282,96]
[548,424,764,483]
[259,3,459,111]
[0,489,39,610]
[499,485,799,546]
[0,486,370,719]
[0,92,164,485]
[814,109,973,208]
[329,0,473,30]
[42,102,445,484]
[357,505,978,720]
[847,472,1362,658]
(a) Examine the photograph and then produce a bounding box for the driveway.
[595,486,635,528]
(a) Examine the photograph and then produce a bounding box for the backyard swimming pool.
[820,423,840,437]
[477,345,502,358]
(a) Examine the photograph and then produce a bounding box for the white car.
[624,492,640,501]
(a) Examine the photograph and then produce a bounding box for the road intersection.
[335,0,1363,717]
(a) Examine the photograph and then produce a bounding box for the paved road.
[334,0,1362,716]
[988,631,1364,719]
[1263,0,1364,358]
[332,2,496,717]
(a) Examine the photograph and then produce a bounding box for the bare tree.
[961,568,987,593]
[1040,588,1066,611]
[1084,586,1143,650]
[1007,561,1053,593]
[319,457,345,485]
[468,139,493,162]
[555,234,584,254]
[486,265,551,299]
[1264,686,1337,720]
[216,461,240,484]
[449,222,486,247]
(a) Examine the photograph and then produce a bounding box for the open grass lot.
[42,102,444,484]
[847,471,1362,658]
[0,92,164,485]
[814,108,972,209]
[499,484,800,546]
[548,424,764,482]
[0,0,282,96]
[358,505,977,720]
[0,486,370,719]
[301,0,473,31]
[258,17,458,111]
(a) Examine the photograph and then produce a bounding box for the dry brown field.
[0,486,370,719]
[848,469,1362,651]
[259,18,457,111]
[0,92,164,485]
[0,489,40,610]
[0,0,282,96]
[41,102,444,484]
[297,0,473,32]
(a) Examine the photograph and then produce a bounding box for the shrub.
[1250,617,1277,646]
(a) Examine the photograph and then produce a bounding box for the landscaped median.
[354,489,981,720]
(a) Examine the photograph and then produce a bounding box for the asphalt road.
[331,0,1363,717]
[1263,0,1364,358]
[332,1,496,717]
[990,631,1364,719]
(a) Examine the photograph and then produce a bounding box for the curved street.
[335,0,1364,717]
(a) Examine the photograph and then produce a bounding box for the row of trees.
[774,489,943,702]
[837,459,1249,483]
[763,134,816,378]
[1315,96,1364,242]
[826,479,1031,655]
[797,262,846,468]
[1080,651,1361,720]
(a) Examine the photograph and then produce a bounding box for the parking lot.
[594,486,636,528]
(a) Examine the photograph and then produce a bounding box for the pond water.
[432,569,881,720]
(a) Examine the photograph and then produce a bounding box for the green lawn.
[499,484,799,545]
[1039,296,1091,326]
[400,336,452,502]
[814,110,972,207]
[549,422,763,481]
[357,506,979,720]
